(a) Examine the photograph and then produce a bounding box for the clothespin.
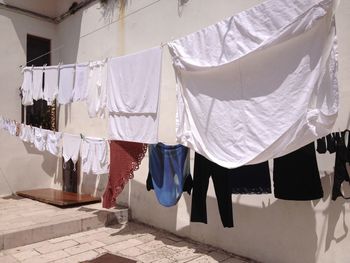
[80,133,85,140]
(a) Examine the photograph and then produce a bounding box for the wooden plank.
[82,253,136,263]
[16,188,100,207]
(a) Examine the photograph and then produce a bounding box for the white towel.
[58,64,75,105]
[168,0,339,168]
[106,47,162,143]
[107,47,162,114]
[43,66,59,106]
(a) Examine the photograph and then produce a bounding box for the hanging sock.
[273,142,324,201]
[146,143,192,207]
[102,140,147,209]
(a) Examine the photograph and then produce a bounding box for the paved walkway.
[0,221,253,263]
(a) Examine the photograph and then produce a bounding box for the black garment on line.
[326,134,336,153]
[316,137,327,154]
[230,161,271,194]
[191,153,234,228]
[332,131,350,200]
[273,142,323,200]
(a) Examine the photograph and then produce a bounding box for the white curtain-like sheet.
[168,0,339,168]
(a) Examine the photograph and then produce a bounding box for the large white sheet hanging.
[168,0,339,168]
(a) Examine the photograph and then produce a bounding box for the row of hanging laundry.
[0,116,109,175]
[21,47,162,144]
[316,130,350,200]
[20,0,340,169]
[1,115,349,228]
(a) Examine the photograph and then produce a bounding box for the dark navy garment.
[147,143,192,207]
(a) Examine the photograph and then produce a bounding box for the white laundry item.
[19,124,34,143]
[108,113,159,144]
[43,66,59,106]
[86,61,107,118]
[21,67,33,106]
[7,120,17,136]
[58,64,75,105]
[168,0,339,168]
[81,137,109,175]
[33,127,48,152]
[73,63,89,102]
[62,133,81,166]
[107,47,162,114]
[46,130,62,156]
[32,67,44,101]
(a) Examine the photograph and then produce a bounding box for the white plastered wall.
[0,0,349,262]
[0,7,59,196]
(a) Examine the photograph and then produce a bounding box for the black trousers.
[191,153,234,228]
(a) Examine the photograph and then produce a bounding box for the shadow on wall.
[126,170,349,263]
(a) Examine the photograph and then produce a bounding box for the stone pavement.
[0,222,255,263]
[0,196,128,250]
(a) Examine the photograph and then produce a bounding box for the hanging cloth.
[86,60,107,118]
[81,137,110,175]
[33,127,48,152]
[168,0,339,169]
[147,143,192,207]
[332,131,350,200]
[107,47,162,144]
[229,162,271,194]
[62,133,81,168]
[19,124,34,143]
[43,66,59,106]
[32,67,44,101]
[21,67,33,106]
[73,63,89,102]
[46,130,62,156]
[58,64,75,105]
[273,142,324,201]
[102,140,147,209]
